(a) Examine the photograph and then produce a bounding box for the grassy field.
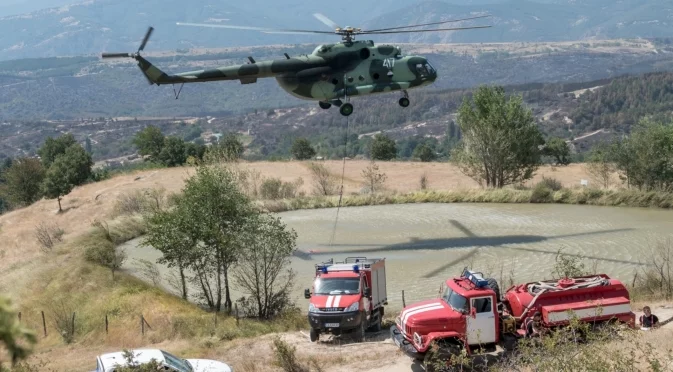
[1,160,672,371]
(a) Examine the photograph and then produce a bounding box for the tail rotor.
[101,26,154,60]
[101,27,155,84]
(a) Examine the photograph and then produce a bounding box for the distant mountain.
[0,0,403,61]
[364,0,673,44]
[0,0,672,60]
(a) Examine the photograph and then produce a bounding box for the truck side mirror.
[470,307,476,318]
[364,288,371,297]
[304,289,311,299]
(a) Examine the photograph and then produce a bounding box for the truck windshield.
[441,287,468,314]
[314,278,360,295]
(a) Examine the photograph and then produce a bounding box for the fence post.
[141,315,144,336]
[402,290,406,308]
[41,311,47,337]
[18,312,21,323]
[71,312,76,339]
[105,314,108,334]
[235,304,239,326]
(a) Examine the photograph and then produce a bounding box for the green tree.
[37,133,77,168]
[85,137,92,155]
[179,165,257,312]
[2,158,45,207]
[584,142,616,189]
[133,126,165,160]
[0,296,37,368]
[184,142,206,162]
[290,138,316,160]
[542,137,571,166]
[413,144,437,162]
[611,119,673,191]
[452,85,544,188]
[158,136,187,167]
[142,202,192,301]
[370,134,397,161]
[233,214,298,319]
[206,133,244,162]
[42,145,93,212]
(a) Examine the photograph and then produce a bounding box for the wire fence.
[15,304,243,341]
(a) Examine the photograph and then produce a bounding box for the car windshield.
[161,351,192,372]
[441,286,468,314]
[314,278,360,295]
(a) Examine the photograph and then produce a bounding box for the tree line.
[0,134,96,213]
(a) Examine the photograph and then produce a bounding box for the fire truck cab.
[305,257,387,342]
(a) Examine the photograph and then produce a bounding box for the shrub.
[272,337,309,372]
[112,188,168,217]
[530,183,553,203]
[307,163,338,196]
[34,222,64,252]
[420,173,429,190]
[537,176,563,191]
[260,178,304,200]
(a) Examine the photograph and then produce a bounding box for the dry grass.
[1,160,671,371]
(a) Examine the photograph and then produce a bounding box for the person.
[639,306,659,329]
[525,311,544,338]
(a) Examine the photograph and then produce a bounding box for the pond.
[120,203,673,313]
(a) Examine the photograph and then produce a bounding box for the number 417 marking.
[383,58,395,68]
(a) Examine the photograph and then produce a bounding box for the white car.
[93,349,233,372]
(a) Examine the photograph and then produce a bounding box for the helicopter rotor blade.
[138,26,154,52]
[361,25,492,34]
[313,13,341,30]
[101,53,133,59]
[176,22,334,35]
[363,14,491,33]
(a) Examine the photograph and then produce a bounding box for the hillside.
[0,0,672,60]
[3,69,673,162]
[1,38,672,121]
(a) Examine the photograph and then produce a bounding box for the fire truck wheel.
[372,314,382,332]
[309,328,319,342]
[368,312,382,332]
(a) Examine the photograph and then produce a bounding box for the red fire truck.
[391,268,635,368]
[304,257,387,342]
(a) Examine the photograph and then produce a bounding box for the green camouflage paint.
[134,40,437,102]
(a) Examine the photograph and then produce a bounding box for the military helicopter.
[101,14,491,116]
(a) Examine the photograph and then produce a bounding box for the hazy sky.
[0,0,73,17]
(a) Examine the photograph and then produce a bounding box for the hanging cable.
[327,106,351,247]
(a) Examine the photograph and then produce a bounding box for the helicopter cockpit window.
[416,63,429,77]
[416,63,435,77]
[312,45,325,55]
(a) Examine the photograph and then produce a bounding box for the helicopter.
[101,13,491,116]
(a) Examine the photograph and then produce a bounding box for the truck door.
[466,296,496,345]
[362,276,371,317]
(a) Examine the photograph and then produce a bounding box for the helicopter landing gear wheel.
[340,103,354,116]
[399,97,410,107]
[319,101,331,109]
